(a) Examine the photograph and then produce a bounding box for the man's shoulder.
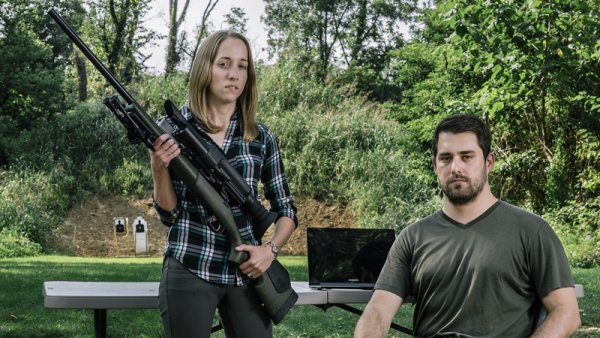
[402,211,442,232]
[495,200,546,222]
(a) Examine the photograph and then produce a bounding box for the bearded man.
[354,114,580,338]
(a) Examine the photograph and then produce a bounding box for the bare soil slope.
[47,196,356,257]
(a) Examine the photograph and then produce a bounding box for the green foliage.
[0,0,73,132]
[545,197,600,268]
[4,102,145,190]
[0,228,42,258]
[1,0,598,268]
[1,102,150,250]
[84,0,156,83]
[378,0,600,265]
[0,169,71,246]
[429,0,600,213]
[113,159,153,197]
[133,73,189,119]
[258,56,351,115]
[259,65,439,229]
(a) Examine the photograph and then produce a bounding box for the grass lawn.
[0,255,597,337]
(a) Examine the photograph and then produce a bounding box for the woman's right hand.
[150,134,181,171]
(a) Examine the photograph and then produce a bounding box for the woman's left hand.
[235,244,275,279]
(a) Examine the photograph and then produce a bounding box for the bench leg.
[94,309,107,338]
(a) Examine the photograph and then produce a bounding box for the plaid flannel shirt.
[154,107,297,286]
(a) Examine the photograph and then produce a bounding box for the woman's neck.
[207,103,236,129]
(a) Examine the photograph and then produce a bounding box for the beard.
[439,168,487,206]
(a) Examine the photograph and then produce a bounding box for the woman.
[150,30,297,338]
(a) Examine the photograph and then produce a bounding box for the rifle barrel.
[48,9,136,105]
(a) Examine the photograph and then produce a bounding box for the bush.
[260,80,439,230]
[112,159,153,197]
[544,197,600,268]
[0,227,42,258]
[133,73,189,119]
[0,169,70,246]
[1,102,151,252]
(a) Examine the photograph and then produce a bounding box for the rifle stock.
[48,8,296,323]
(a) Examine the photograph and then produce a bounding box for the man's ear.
[432,157,437,172]
[486,153,495,172]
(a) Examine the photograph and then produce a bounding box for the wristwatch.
[266,241,279,259]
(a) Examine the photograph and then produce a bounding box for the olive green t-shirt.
[375,201,574,337]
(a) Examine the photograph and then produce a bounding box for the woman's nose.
[228,68,239,80]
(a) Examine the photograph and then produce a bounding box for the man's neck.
[442,189,498,224]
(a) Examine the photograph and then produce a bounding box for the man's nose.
[451,158,464,174]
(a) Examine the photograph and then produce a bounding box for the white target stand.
[132,216,148,256]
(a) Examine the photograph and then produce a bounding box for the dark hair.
[432,114,492,159]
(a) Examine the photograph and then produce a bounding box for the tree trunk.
[165,0,191,74]
[74,51,88,102]
[189,0,219,75]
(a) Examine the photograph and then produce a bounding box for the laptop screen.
[307,227,396,289]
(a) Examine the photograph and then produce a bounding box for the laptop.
[307,227,396,289]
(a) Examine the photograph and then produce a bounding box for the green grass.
[0,255,597,337]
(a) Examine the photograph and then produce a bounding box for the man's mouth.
[449,176,468,184]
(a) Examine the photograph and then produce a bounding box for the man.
[354,114,580,337]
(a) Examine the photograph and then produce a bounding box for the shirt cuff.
[153,200,179,226]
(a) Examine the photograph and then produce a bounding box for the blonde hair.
[188,30,258,141]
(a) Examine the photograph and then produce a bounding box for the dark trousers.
[159,257,272,338]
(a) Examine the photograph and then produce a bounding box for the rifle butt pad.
[254,260,298,324]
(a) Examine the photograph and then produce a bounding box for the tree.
[223,7,248,35]
[0,0,81,129]
[421,0,600,211]
[86,0,155,83]
[165,0,191,75]
[187,0,220,73]
[263,0,418,81]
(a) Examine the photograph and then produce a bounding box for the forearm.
[354,290,402,338]
[267,216,295,248]
[531,308,581,338]
[532,287,581,338]
[152,167,177,211]
[354,306,391,338]
[149,134,180,211]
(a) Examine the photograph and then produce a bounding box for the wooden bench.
[43,281,584,338]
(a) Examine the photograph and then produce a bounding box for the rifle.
[158,100,275,239]
[48,9,297,324]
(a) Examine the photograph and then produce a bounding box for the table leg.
[94,309,107,338]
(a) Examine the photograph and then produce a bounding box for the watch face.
[268,242,279,254]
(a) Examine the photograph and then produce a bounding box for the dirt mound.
[47,195,356,257]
